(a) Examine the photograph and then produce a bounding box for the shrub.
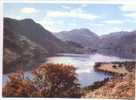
[32,63,81,97]
[3,64,81,97]
[3,70,39,97]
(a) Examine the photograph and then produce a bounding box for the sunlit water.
[3,53,133,87]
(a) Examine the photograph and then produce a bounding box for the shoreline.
[82,61,135,99]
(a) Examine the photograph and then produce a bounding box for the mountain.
[56,28,136,58]
[55,28,99,49]
[3,17,136,73]
[4,17,69,73]
[3,18,84,73]
[98,31,136,58]
[4,17,68,54]
[3,26,48,73]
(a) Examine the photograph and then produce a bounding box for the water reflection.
[46,53,134,87]
[46,53,122,87]
[3,53,133,87]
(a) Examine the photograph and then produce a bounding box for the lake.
[3,53,133,87]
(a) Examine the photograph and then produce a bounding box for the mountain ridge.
[3,17,85,73]
[55,28,99,49]
[3,17,136,73]
[56,28,136,58]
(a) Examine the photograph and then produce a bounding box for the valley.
[3,17,136,98]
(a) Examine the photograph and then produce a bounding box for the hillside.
[55,28,99,49]
[3,17,136,73]
[4,17,67,54]
[56,28,136,58]
[83,70,135,99]
[98,31,136,58]
[3,17,84,73]
[3,27,48,73]
[82,62,135,99]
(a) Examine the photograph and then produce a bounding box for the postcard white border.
[1,0,136,100]
[2,0,136,4]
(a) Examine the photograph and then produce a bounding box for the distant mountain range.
[56,29,136,58]
[55,28,99,49]
[98,31,136,58]
[3,17,136,73]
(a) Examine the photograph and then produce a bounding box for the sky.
[4,3,136,35]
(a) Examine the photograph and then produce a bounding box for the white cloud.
[46,9,98,20]
[81,4,88,8]
[68,23,77,27]
[103,20,123,24]
[120,4,136,12]
[120,4,136,20]
[20,7,39,14]
[61,5,71,10]
[93,23,105,26]
[38,17,64,32]
[125,12,136,20]
[111,27,122,32]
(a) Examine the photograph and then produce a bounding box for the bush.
[3,70,39,97]
[32,64,81,97]
[3,64,81,97]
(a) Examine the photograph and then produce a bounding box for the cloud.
[120,4,136,20]
[46,9,98,20]
[125,12,136,20]
[103,20,123,24]
[93,23,105,26]
[61,5,71,10]
[111,27,122,32]
[81,4,88,8]
[20,7,39,14]
[120,4,136,12]
[38,17,64,32]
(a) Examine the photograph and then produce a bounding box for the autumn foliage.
[3,64,81,97]
[3,70,39,97]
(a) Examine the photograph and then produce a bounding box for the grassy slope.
[82,69,135,99]
[96,63,129,75]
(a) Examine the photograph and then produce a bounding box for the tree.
[3,64,81,97]
[3,70,39,97]
[32,63,81,97]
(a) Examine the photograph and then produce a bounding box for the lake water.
[3,53,133,87]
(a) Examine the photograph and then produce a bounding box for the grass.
[96,63,129,75]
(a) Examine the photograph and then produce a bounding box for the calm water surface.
[45,53,132,87]
[3,53,132,87]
